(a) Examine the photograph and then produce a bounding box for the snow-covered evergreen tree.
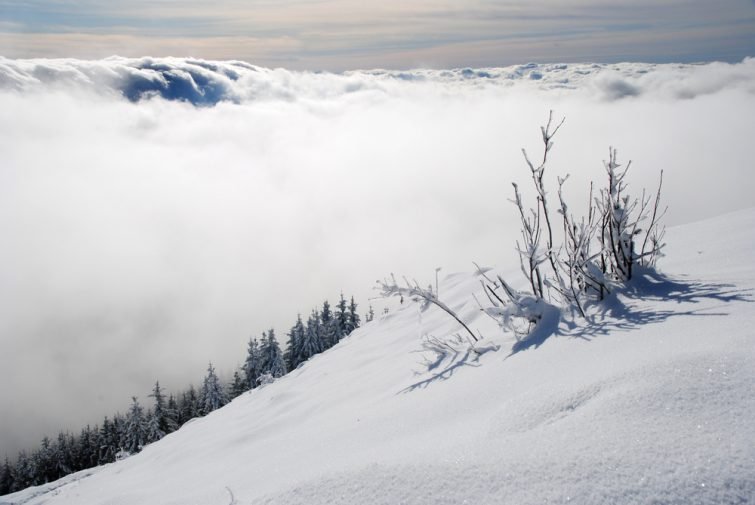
[260,329,287,378]
[229,369,247,398]
[284,314,305,371]
[125,397,146,454]
[0,457,14,495]
[244,338,263,390]
[148,381,170,437]
[54,431,73,477]
[335,294,349,338]
[80,425,100,469]
[320,300,337,349]
[299,310,323,363]
[99,417,118,464]
[113,413,126,452]
[201,362,227,414]
[145,408,165,444]
[165,394,180,432]
[180,385,201,421]
[68,433,82,472]
[346,296,361,334]
[35,436,54,484]
[11,451,28,492]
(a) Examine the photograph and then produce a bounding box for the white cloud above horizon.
[1,57,754,458]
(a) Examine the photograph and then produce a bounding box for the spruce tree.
[284,315,305,371]
[335,294,349,338]
[148,381,169,436]
[77,425,99,469]
[201,362,227,413]
[299,310,323,363]
[13,451,32,491]
[244,338,263,389]
[36,436,55,484]
[125,397,146,454]
[180,385,200,421]
[346,296,361,334]
[49,433,65,480]
[71,429,85,471]
[0,457,14,495]
[88,425,102,467]
[99,418,117,464]
[55,431,73,478]
[165,394,180,432]
[112,413,126,454]
[320,300,337,349]
[229,369,247,398]
[145,408,165,444]
[260,329,287,378]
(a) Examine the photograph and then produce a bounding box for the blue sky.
[1,1,754,71]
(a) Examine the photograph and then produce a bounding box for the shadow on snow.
[516,267,752,355]
[402,267,752,392]
[400,337,499,393]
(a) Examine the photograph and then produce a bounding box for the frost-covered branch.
[377,274,479,344]
[519,110,566,297]
[555,176,608,316]
[596,148,665,282]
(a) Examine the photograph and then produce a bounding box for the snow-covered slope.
[3,209,754,505]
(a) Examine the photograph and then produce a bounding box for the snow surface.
[3,208,754,505]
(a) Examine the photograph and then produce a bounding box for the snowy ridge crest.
[1,56,754,105]
[2,208,755,505]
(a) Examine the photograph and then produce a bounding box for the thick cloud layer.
[2,57,755,105]
[1,57,754,458]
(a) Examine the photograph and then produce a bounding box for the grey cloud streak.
[1,57,754,458]
[1,1,754,68]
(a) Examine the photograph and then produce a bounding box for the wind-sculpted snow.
[1,57,754,105]
[3,209,755,505]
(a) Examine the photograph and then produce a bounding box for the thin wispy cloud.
[1,1,753,68]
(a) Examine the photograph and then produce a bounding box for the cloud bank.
[2,56,755,105]
[1,57,754,458]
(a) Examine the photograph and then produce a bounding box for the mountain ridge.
[3,207,754,505]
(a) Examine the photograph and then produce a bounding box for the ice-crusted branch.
[377,274,479,344]
[555,175,609,316]
[596,148,665,282]
[225,487,237,505]
[532,112,565,287]
[639,170,667,266]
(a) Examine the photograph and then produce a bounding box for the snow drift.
[3,207,754,505]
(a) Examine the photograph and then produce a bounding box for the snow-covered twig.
[225,486,238,505]
[377,274,479,344]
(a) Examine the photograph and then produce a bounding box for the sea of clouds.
[3,56,755,103]
[1,56,754,457]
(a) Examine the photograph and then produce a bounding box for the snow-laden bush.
[482,111,665,342]
[379,112,665,349]
[256,372,275,387]
[115,450,131,461]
